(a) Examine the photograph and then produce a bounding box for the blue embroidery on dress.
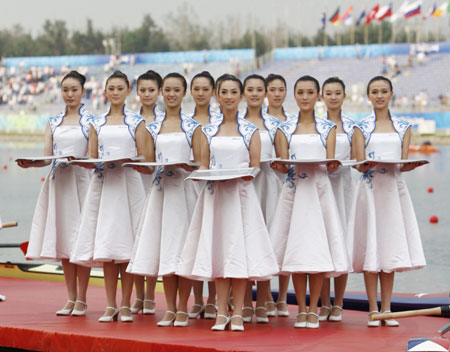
[180,111,201,147]
[237,117,258,150]
[368,151,375,159]
[94,163,104,179]
[152,166,163,192]
[391,116,411,144]
[98,145,104,159]
[315,116,336,148]
[284,167,296,191]
[378,168,388,174]
[210,154,216,168]
[341,113,358,145]
[206,181,214,195]
[298,173,308,179]
[261,108,281,143]
[123,106,144,141]
[357,113,376,147]
[361,169,375,189]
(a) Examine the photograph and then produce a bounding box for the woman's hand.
[131,165,154,174]
[355,161,377,173]
[271,161,289,174]
[17,159,50,168]
[326,160,340,173]
[400,161,422,172]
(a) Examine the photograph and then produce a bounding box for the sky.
[1,0,449,38]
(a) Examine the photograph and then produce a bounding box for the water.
[0,141,449,294]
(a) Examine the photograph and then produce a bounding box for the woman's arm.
[271,129,289,173]
[199,132,210,170]
[400,127,419,172]
[134,122,154,174]
[249,130,261,169]
[325,127,339,173]
[353,127,376,173]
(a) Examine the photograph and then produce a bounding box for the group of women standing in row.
[19,67,426,331]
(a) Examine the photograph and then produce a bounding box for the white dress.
[177,117,279,281]
[327,113,358,236]
[127,112,201,277]
[70,107,146,265]
[269,115,351,276]
[346,113,426,273]
[243,108,282,227]
[26,105,94,260]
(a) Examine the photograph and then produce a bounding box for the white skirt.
[346,165,426,273]
[253,162,282,227]
[26,164,90,260]
[269,165,351,277]
[177,178,279,281]
[70,166,145,266]
[127,166,199,277]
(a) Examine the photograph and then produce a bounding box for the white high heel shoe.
[255,306,269,323]
[204,303,217,319]
[188,304,205,319]
[265,301,276,317]
[157,311,176,327]
[294,312,307,328]
[174,311,189,327]
[130,298,143,314]
[56,300,75,316]
[143,299,156,315]
[328,305,343,322]
[98,307,119,322]
[71,300,87,316]
[242,306,254,323]
[119,306,133,322]
[381,310,399,327]
[211,314,230,331]
[318,305,331,322]
[276,301,290,317]
[367,311,381,327]
[230,315,245,331]
[306,312,320,329]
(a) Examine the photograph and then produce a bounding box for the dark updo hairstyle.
[191,71,215,90]
[61,70,86,89]
[294,75,320,94]
[367,76,393,94]
[215,73,229,93]
[322,76,346,94]
[265,73,287,90]
[217,74,243,94]
[163,72,187,92]
[137,70,163,89]
[243,74,266,92]
[106,70,130,88]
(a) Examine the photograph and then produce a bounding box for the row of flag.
[321,0,450,30]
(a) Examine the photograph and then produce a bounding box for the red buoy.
[8,157,12,161]
[40,177,45,182]
[427,187,434,193]
[429,216,438,224]
[3,165,7,170]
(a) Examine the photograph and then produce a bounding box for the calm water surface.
[0,141,449,294]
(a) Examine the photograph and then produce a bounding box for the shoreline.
[1,133,450,145]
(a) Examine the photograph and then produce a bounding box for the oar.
[1,222,18,229]
[0,242,29,257]
[372,304,450,321]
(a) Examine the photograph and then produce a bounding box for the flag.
[366,4,380,25]
[340,5,354,25]
[407,338,449,351]
[432,1,448,17]
[422,4,436,19]
[320,11,327,30]
[404,0,422,18]
[329,7,340,25]
[391,1,410,22]
[356,7,367,26]
[376,3,393,20]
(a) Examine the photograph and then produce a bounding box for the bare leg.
[276,275,290,315]
[61,259,77,310]
[230,278,247,327]
[176,276,192,323]
[74,264,91,311]
[379,272,394,312]
[319,278,331,319]
[103,262,119,316]
[292,273,307,324]
[119,263,134,318]
[215,278,231,325]
[144,276,157,311]
[131,275,145,312]
[255,280,270,320]
[206,281,217,315]
[190,280,204,315]
[243,281,254,320]
[363,272,379,313]
[306,273,324,325]
[161,275,177,322]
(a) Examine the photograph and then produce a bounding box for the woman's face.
[322,82,346,111]
[137,79,160,108]
[367,80,393,110]
[61,77,84,109]
[294,81,320,111]
[162,77,186,108]
[105,78,130,106]
[266,79,286,108]
[243,78,266,109]
[218,80,242,111]
[191,77,213,107]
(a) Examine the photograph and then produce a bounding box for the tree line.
[0,4,446,59]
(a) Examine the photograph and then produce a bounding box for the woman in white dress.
[188,71,219,320]
[177,74,279,332]
[70,70,151,323]
[347,76,426,327]
[270,75,350,329]
[18,71,94,316]
[127,73,202,327]
[263,73,294,318]
[240,74,282,324]
[131,70,163,316]
[318,77,359,323]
